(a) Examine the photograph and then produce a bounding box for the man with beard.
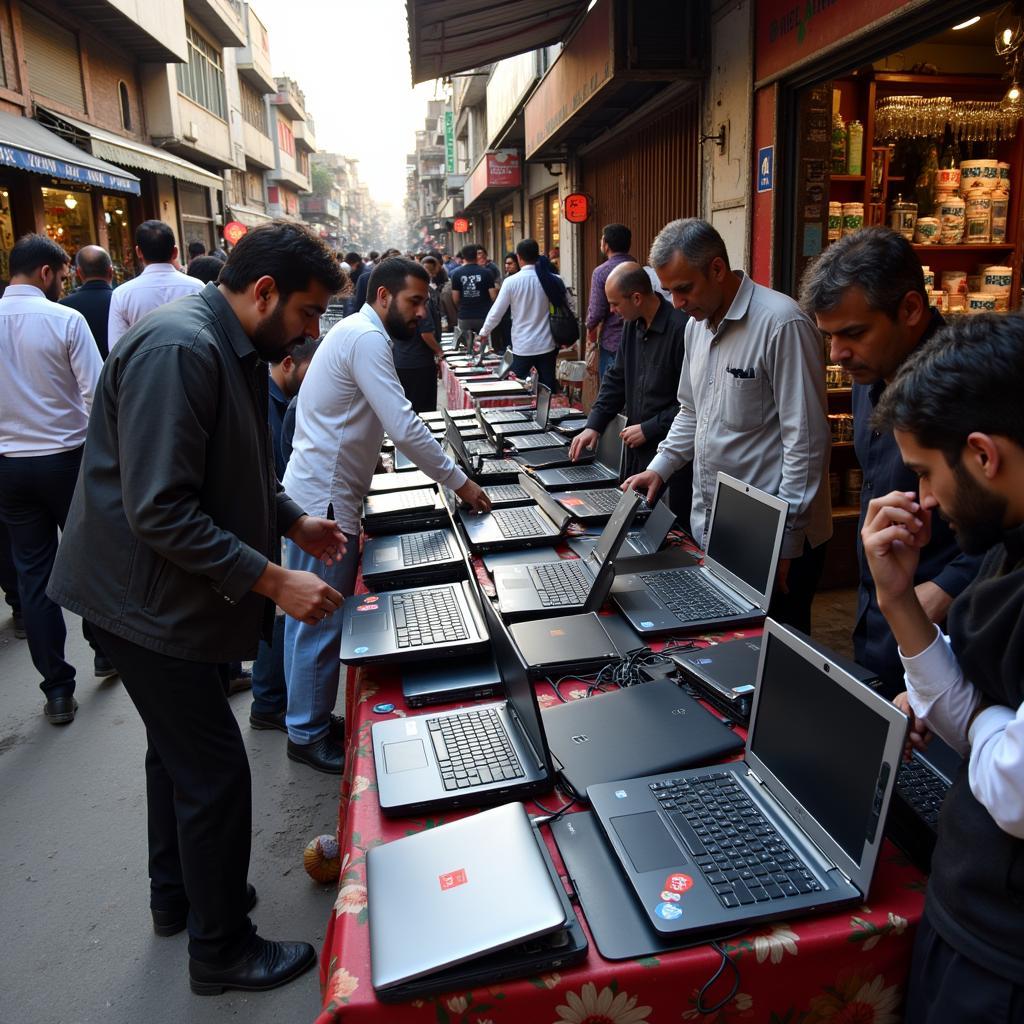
[800,227,982,697]
[0,234,103,723]
[862,313,1024,1023]
[47,222,348,995]
[281,257,490,774]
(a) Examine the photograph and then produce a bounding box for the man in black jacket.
[569,262,689,516]
[60,245,114,359]
[48,222,347,996]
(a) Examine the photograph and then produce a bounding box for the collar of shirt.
[75,280,112,292]
[140,262,185,277]
[198,283,256,362]
[358,302,391,345]
[641,295,673,337]
[711,271,753,335]
[1,284,46,300]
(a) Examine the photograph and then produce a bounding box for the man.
[478,238,561,395]
[187,240,206,263]
[282,258,490,774]
[249,337,322,733]
[450,243,497,338]
[570,262,689,516]
[0,523,23,637]
[48,221,347,995]
[354,247,399,310]
[861,314,1024,1023]
[342,251,363,315]
[800,226,982,696]
[393,254,444,413]
[108,220,204,349]
[0,235,107,724]
[60,245,114,359]
[476,245,500,281]
[586,224,636,379]
[625,219,832,633]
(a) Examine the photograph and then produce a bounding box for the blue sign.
[757,146,774,194]
[0,142,140,195]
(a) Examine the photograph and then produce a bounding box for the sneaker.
[12,613,26,639]
[94,653,118,679]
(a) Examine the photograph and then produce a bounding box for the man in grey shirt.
[625,219,832,632]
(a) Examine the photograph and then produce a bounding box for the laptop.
[506,429,568,452]
[481,408,531,425]
[569,497,676,559]
[444,411,521,484]
[554,417,589,436]
[393,449,418,472]
[612,473,788,636]
[482,482,534,507]
[362,487,449,535]
[532,417,623,489]
[362,527,466,590]
[368,803,572,998]
[492,490,641,619]
[368,469,436,494]
[402,653,503,708]
[455,473,571,553]
[588,619,907,937]
[465,378,528,399]
[339,577,489,667]
[489,384,553,437]
[370,587,556,815]
[555,487,650,525]
[510,610,644,678]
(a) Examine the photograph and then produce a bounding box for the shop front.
[462,149,523,260]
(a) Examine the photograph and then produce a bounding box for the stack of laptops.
[532,417,624,490]
[362,526,467,590]
[465,377,528,399]
[554,486,650,525]
[368,469,436,494]
[454,473,572,553]
[362,486,448,534]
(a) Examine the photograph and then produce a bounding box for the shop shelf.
[832,506,861,520]
[911,243,1015,252]
[830,174,865,181]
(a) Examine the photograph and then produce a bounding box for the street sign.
[757,146,774,193]
[563,193,591,223]
[444,111,455,174]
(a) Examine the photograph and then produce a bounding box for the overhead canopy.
[0,109,139,194]
[407,0,588,84]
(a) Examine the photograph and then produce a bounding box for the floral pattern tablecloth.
[441,361,532,410]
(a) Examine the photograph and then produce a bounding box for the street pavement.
[0,610,341,1024]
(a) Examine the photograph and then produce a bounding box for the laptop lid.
[585,489,642,575]
[633,499,676,554]
[535,384,552,428]
[744,620,907,896]
[518,473,573,532]
[596,417,625,473]
[443,411,473,469]
[702,473,788,612]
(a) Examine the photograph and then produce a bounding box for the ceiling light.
[953,16,981,30]
[1006,80,1023,105]
[115,208,123,215]
[64,194,77,209]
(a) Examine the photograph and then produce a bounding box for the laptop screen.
[748,631,891,863]
[535,384,552,427]
[704,479,782,596]
[596,421,623,472]
[444,415,469,464]
[590,490,640,566]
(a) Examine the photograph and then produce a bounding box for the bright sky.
[253,0,436,209]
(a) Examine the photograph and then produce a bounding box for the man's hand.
[893,691,932,758]
[622,469,664,504]
[620,423,646,449]
[861,491,931,608]
[477,334,489,349]
[285,515,347,566]
[456,478,492,513]
[253,563,343,626]
[915,580,953,624]
[569,427,599,462]
[775,558,791,595]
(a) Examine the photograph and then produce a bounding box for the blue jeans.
[282,536,360,744]
[599,346,616,379]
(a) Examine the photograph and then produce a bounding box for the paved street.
[0,611,340,1024]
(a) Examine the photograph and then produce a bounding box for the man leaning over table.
[282,257,491,776]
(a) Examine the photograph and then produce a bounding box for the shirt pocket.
[721,374,765,433]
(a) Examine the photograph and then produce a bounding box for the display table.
[441,359,530,411]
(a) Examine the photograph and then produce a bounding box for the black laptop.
[509,610,644,678]
[532,417,623,489]
[569,497,675,559]
[368,469,436,494]
[444,412,521,484]
[401,654,503,708]
[362,528,466,590]
[555,487,650,525]
[482,482,534,508]
[362,487,449,535]
[489,384,553,437]
[481,407,532,425]
[455,474,571,553]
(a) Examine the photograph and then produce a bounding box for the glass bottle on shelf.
[915,140,939,216]
[939,125,959,170]
[832,112,847,174]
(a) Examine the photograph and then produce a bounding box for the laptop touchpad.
[383,740,427,773]
[610,812,685,873]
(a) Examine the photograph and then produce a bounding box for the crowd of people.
[0,210,1021,1018]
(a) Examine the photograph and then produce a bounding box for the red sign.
[223,221,247,245]
[484,150,521,188]
[563,193,591,224]
[453,217,470,234]
[439,868,468,891]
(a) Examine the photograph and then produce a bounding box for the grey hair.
[649,218,729,273]
[799,226,926,319]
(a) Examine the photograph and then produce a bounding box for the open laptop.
[362,487,449,535]
[569,497,676,559]
[482,482,534,507]
[612,473,788,636]
[371,587,556,816]
[455,473,571,553]
[362,527,466,590]
[444,411,521,484]
[481,407,531,425]
[489,384,553,437]
[555,487,650,525]
[492,490,641,619]
[532,417,623,488]
[588,619,907,937]
[465,378,528,399]
[368,469,436,494]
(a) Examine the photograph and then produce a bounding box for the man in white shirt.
[282,257,490,774]
[0,234,104,724]
[107,220,203,350]
[861,313,1024,1024]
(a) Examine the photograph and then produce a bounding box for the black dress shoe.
[228,668,253,695]
[287,735,344,775]
[328,713,345,743]
[152,883,258,937]
[189,936,316,995]
[44,695,78,725]
[249,708,287,733]
[94,653,118,679]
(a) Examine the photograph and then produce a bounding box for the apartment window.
[245,172,265,208]
[227,169,245,206]
[239,79,268,134]
[297,151,309,177]
[118,81,132,130]
[21,5,84,111]
[176,22,226,120]
[277,119,294,157]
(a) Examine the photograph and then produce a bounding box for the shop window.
[530,196,547,251]
[240,79,268,135]
[175,22,226,121]
[0,186,14,280]
[502,211,514,257]
[102,196,135,283]
[178,182,214,253]
[41,187,95,283]
[118,81,132,130]
[227,169,245,206]
[245,171,265,208]
[549,194,561,260]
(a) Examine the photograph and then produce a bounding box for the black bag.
[548,303,579,348]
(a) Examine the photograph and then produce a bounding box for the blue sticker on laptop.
[654,901,683,921]
[354,646,369,655]
[640,621,655,629]
[696,658,713,665]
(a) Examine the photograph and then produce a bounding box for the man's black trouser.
[510,349,558,395]
[766,537,829,635]
[92,625,256,965]
[0,520,20,616]
[396,364,438,413]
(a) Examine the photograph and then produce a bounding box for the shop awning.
[0,109,139,194]
[37,109,224,191]
[406,0,588,84]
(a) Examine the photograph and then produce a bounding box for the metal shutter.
[21,5,85,113]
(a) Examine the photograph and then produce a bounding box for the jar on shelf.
[827,202,843,243]
[967,292,997,314]
[938,196,966,244]
[914,217,940,244]
[828,413,854,444]
[841,202,864,236]
[964,196,992,243]
[941,270,968,295]
[922,266,935,290]
[889,195,917,240]
[832,113,847,174]
[991,193,1009,243]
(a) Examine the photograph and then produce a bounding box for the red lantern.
[223,221,247,245]
[563,193,591,224]
[453,216,470,234]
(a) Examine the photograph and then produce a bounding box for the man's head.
[649,219,733,326]
[475,246,488,266]
[187,240,206,261]
[9,233,70,300]
[186,255,223,284]
[344,251,361,270]
[800,226,928,385]
[460,243,479,262]
[504,252,519,275]
[422,254,441,279]
[218,220,345,361]
[269,336,320,398]
[367,257,430,341]
[601,223,631,257]
[874,313,1024,554]
[135,220,177,266]
[368,250,380,263]
[75,245,113,285]
[605,261,654,322]
[516,238,540,265]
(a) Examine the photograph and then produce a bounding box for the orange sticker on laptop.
[665,873,694,894]
[560,498,584,507]
[439,868,468,891]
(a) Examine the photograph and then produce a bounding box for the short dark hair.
[136,220,176,263]
[368,250,380,261]
[516,238,540,263]
[187,240,206,260]
[75,246,112,279]
[649,218,729,273]
[460,243,479,261]
[800,226,926,320]
[344,251,361,266]
[186,255,223,284]
[602,223,631,253]
[9,233,69,277]
[271,336,320,367]
[219,220,345,299]
[873,313,1024,464]
[366,257,429,300]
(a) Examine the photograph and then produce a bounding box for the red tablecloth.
[441,360,531,410]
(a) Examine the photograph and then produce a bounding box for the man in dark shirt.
[569,262,690,517]
[451,242,497,337]
[392,253,443,412]
[801,226,982,696]
[585,224,635,379]
[60,245,114,359]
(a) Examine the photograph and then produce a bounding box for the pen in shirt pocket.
[726,366,756,379]
[326,502,334,521]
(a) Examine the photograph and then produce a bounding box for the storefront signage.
[0,143,140,195]
[453,216,470,234]
[464,150,522,207]
[444,110,455,174]
[757,146,774,193]
[563,193,591,223]
[223,221,247,245]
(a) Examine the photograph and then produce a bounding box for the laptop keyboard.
[895,757,949,828]
[652,771,823,907]
[484,411,529,424]
[480,459,521,476]
[485,484,530,502]
[392,588,469,649]
[400,531,453,567]
[366,488,436,512]
[529,560,590,606]
[465,439,496,456]
[559,465,608,484]
[510,432,565,450]
[492,507,549,539]
[428,707,525,790]
[562,488,622,513]
[640,569,739,619]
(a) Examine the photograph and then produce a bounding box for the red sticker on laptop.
[439,868,468,891]
[665,873,694,894]
[560,498,584,507]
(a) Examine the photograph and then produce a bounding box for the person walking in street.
[393,253,445,413]
[490,252,519,354]
[585,223,635,379]
[625,218,832,633]
[450,243,497,338]
[282,257,490,775]
[60,245,114,359]
[0,234,108,725]
[47,221,348,995]
[107,220,204,350]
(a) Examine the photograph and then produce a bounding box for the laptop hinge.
[507,705,546,772]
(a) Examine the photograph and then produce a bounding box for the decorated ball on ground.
[304,834,341,883]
